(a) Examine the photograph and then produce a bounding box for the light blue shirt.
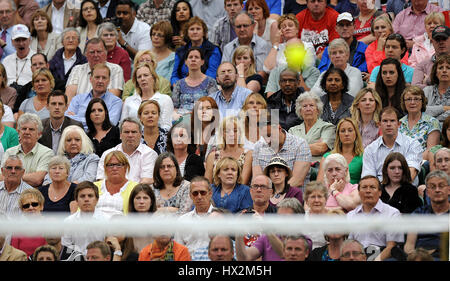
[98,0,110,18]
[361,132,422,185]
[66,91,123,130]
[0,26,15,61]
[369,63,414,83]
[209,86,251,119]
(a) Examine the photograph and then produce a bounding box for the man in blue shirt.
[209,62,251,119]
[66,63,123,130]
[0,0,17,61]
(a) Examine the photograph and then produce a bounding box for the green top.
[1,126,19,151]
[323,152,363,185]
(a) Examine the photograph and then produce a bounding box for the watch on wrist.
[122,42,128,48]
[114,250,123,256]
[239,74,244,78]
[272,45,279,51]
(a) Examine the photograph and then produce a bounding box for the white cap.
[337,12,353,23]
[11,24,31,40]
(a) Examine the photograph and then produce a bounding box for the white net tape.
[0,214,448,236]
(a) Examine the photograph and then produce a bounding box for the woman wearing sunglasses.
[11,189,47,259]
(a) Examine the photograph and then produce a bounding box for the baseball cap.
[337,12,353,24]
[11,24,31,40]
[432,25,450,40]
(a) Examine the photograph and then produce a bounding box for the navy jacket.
[49,47,87,85]
[318,37,368,73]
[267,88,305,131]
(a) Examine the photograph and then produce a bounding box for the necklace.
[50,183,68,200]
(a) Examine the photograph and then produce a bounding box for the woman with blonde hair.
[240,92,267,150]
[121,50,172,100]
[232,44,263,93]
[205,116,252,185]
[211,157,252,213]
[121,62,174,130]
[317,118,364,185]
[350,87,382,148]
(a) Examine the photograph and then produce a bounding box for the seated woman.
[288,91,336,163]
[318,67,354,126]
[409,12,444,68]
[11,189,47,258]
[29,10,60,61]
[245,0,278,44]
[85,98,121,157]
[350,88,382,148]
[170,16,221,86]
[317,118,364,185]
[0,63,17,109]
[77,0,102,52]
[369,33,414,84]
[240,93,267,151]
[0,100,18,152]
[312,38,364,98]
[380,152,423,214]
[151,152,193,215]
[138,100,168,155]
[150,20,176,81]
[121,50,172,101]
[211,157,253,213]
[399,86,441,153]
[97,22,131,81]
[166,120,204,181]
[205,116,252,185]
[169,0,193,49]
[364,15,409,74]
[38,155,77,213]
[424,54,450,123]
[121,62,174,130]
[232,45,263,94]
[190,96,219,161]
[172,47,219,117]
[53,125,99,184]
[303,181,327,249]
[263,156,303,207]
[322,153,360,213]
[94,151,139,219]
[374,58,407,117]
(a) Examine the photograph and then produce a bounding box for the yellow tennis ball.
[284,43,307,72]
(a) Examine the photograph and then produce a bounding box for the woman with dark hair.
[77,0,103,52]
[374,58,407,117]
[172,47,218,117]
[29,10,59,61]
[150,20,175,81]
[319,67,354,126]
[170,16,222,86]
[190,96,219,161]
[245,0,278,43]
[170,0,193,49]
[85,98,121,157]
[263,156,303,207]
[105,234,139,261]
[424,54,450,123]
[167,120,204,181]
[0,63,16,108]
[368,33,414,84]
[151,152,193,215]
[380,152,423,214]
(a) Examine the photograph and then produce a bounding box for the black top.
[308,244,339,261]
[267,88,305,131]
[380,183,423,214]
[283,0,307,15]
[38,183,77,213]
[89,125,121,157]
[142,127,168,155]
[245,74,264,94]
[184,153,206,182]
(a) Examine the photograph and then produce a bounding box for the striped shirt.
[0,180,34,216]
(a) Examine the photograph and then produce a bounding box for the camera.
[103,17,122,29]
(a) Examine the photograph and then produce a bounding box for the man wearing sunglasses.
[0,155,34,216]
[174,176,214,261]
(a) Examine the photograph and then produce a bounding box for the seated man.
[1,113,54,187]
[339,239,367,261]
[66,63,123,130]
[253,113,312,189]
[404,170,449,260]
[85,241,112,261]
[283,235,310,261]
[208,235,235,261]
[248,174,277,214]
[266,68,304,131]
[210,0,243,51]
[347,175,404,261]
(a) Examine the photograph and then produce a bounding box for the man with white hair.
[0,113,54,187]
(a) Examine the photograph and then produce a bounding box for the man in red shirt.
[296,0,340,59]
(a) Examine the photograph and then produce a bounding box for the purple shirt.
[253,234,284,261]
[393,3,442,40]
[347,199,404,248]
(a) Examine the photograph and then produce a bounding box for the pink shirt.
[393,3,443,40]
[326,182,358,208]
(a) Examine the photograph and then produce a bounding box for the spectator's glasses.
[4,166,23,171]
[235,24,252,29]
[22,202,39,209]
[106,163,125,168]
[404,97,422,103]
[250,185,271,190]
[191,190,208,197]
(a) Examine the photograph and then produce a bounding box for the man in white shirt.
[96,117,157,185]
[61,181,107,255]
[42,0,80,34]
[115,0,151,60]
[3,24,34,87]
[174,176,214,260]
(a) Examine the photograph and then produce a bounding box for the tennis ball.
[284,43,308,72]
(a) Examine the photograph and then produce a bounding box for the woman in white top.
[121,62,174,130]
[245,0,278,43]
[239,92,266,151]
[29,10,60,61]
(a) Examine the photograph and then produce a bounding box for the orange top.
[138,240,191,261]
